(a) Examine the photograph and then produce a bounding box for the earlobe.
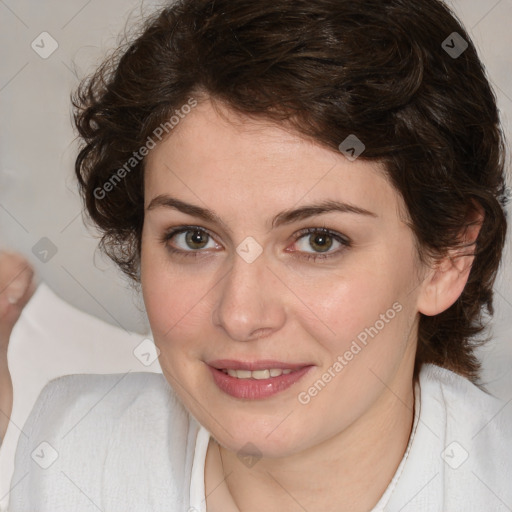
[417,204,484,317]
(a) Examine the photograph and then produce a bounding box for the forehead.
[144,99,406,224]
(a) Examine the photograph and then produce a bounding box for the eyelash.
[160,225,351,262]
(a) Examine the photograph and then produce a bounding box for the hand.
[0,251,36,442]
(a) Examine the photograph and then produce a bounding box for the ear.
[417,203,484,317]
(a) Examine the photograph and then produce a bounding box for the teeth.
[225,368,295,379]
[251,369,270,380]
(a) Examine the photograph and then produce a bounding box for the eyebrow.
[146,194,377,232]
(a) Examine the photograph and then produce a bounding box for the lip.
[207,360,314,400]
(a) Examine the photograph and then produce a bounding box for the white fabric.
[0,282,156,510]
[7,363,512,511]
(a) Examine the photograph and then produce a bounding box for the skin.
[0,252,36,441]
[141,98,479,511]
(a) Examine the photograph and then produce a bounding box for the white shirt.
[7,363,512,511]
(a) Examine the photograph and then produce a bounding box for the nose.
[212,250,287,342]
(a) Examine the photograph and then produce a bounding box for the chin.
[210,414,310,458]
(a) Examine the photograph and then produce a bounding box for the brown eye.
[184,229,210,250]
[162,226,220,255]
[307,233,334,253]
[291,227,351,261]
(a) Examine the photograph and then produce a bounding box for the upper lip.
[207,359,312,371]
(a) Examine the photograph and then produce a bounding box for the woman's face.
[141,98,426,457]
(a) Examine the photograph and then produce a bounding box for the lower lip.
[208,365,313,399]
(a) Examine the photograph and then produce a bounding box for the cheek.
[291,250,418,380]
[143,272,199,337]
[141,252,215,357]
[290,264,401,350]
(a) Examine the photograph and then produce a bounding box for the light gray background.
[0,0,511,503]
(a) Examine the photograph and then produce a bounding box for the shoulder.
[22,371,187,437]
[418,363,511,463]
[418,363,509,430]
[22,370,194,452]
[39,370,179,412]
[40,370,170,399]
[385,364,512,512]
[9,372,197,511]
[390,363,512,511]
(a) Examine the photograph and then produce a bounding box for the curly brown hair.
[73,0,509,384]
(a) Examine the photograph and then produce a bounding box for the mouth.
[219,368,295,379]
[207,359,314,399]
